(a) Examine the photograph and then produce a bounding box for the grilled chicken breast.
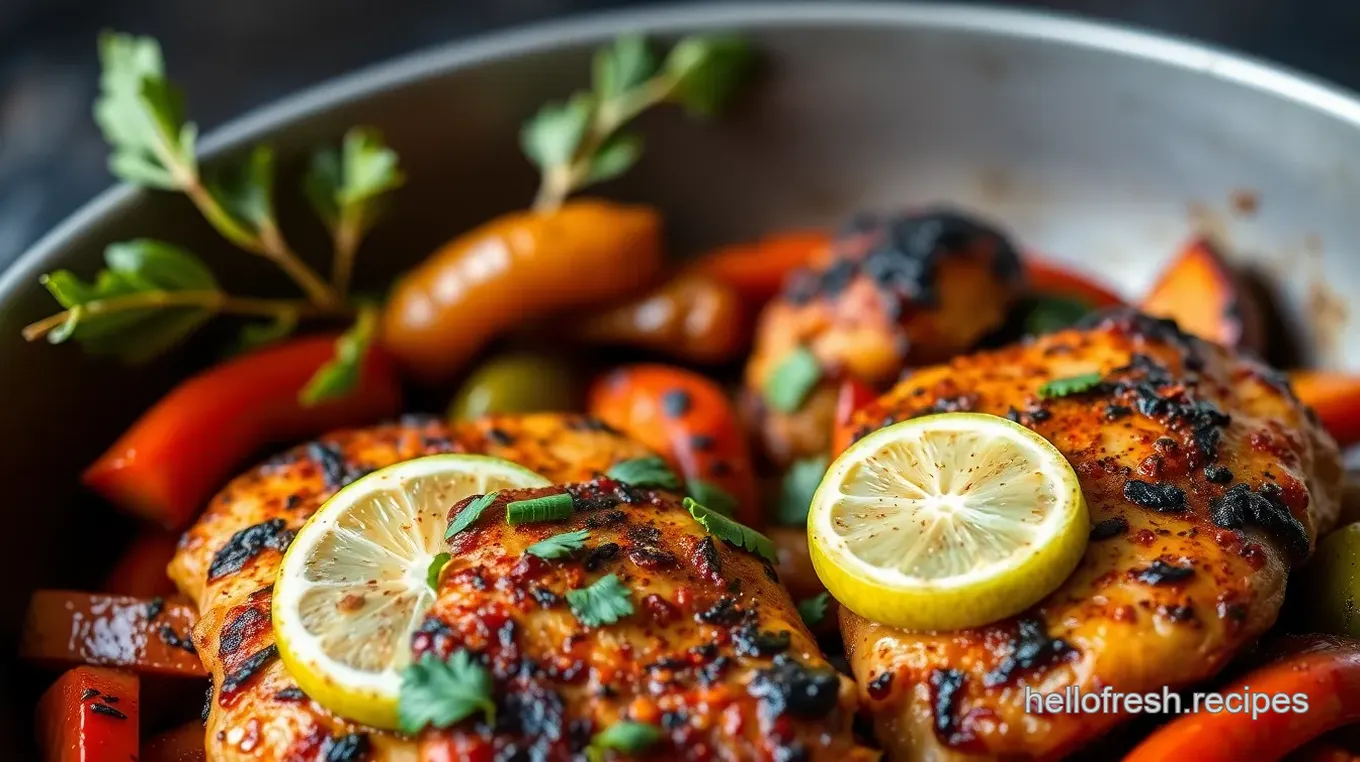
[173,413,870,761]
[840,310,1342,761]
[744,210,1023,465]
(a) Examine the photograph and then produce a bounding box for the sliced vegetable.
[383,200,663,383]
[686,230,831,307]
[588,364,760,526]
[38,666,140,762]
[1293,371,1360,449]
[830,378,877,459]
[1023,257,1125,308]
[21,591,204,677]
[1141,238,1264,351]
[142,720,206,762]
[101,531,179,597]
[82,334,401,529]
[571,273,749,364]
[448,353,583,421]
[1124,635,1360,762]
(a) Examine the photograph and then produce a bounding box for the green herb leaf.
[304,127,404,232]
[1024,295,1092,336]
[445,492,499,540]
[664,36,754,117]
[775,456,829,526]
[607,457,681,490]
[684,496,777,563]
[38,239,218,362]
[566,573,634,627]
[236,310,300,351]
[589,721,661,758]
[207,144,276,234]
[397,650,496,734]
[592,35,659,100]
[797,592,831,628]
[521,93,594,171]
[586,132,643,185]
[687,479,737,519]
[298,305,378,406]
[94,32,192,190]
[526,529,591,560]
[426,552,451,590]
[1037,372,1104,399]
[506,492,574,525]
[764,346,822,413]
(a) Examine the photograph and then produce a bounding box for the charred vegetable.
[1141,238,1264,351]
[38,666,140,762]
[22,591,205,677]
[383,35,753,382]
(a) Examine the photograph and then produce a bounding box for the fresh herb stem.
[331,216,363,298]
[21,290,345,343]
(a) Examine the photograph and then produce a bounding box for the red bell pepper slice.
[21,590,205,677]
[38,666,140,762]
[830,378,877,459]
[1124,635,1360,762]
[1024,257,1125,308]
[1293,371,1360,449]
[83,334,401,530]
[687,230,831,307]
[101,532,180,598]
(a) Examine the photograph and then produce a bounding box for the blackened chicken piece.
[744,208,1023,464]
[840,309,1342,761]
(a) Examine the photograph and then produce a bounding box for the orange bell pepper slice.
[1293,371,1360,449]
[589,364,760,527]
[38,666,139,762]
[21,591,205,678]
[687,230,831,307]
[1141,238,1263,349]
[83,334,401,530]
[1124,635,1360,762]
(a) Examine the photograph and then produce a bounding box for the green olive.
[448,353,582,421]
[1307,522,1360,637]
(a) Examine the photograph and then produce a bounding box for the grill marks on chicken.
[418,484,871,761]
[173,413,870,761]
[840,309,1343,761]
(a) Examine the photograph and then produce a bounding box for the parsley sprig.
[1037,372,1104,399]
[526,529,591,559]
[398,650,496,734]
[522,34,752,212]
[587,721,662,760]
[24,33,402,404]
[567,573,635,627]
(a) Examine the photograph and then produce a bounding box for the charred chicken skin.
[172,413,870,761]
[744,210,1023,465]
[840,309,1343,761]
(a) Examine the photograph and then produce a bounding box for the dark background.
[2,0,1357,272]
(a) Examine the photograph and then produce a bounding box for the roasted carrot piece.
[38,666,139,762]
[589,364,760,527]
[101,532,180,598]
[21,591,205,677]
[1023,257,1125,308]
[142,720,206,762]
[1125,635,1360,762]
[1140,238,1264,350]
[572,274,750,364]
[686,230,831,307]
[83,334,401,530]
[1293,371,1360,449]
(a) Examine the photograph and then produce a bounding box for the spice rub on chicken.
[744,209,1023,465]
[173,413,871,761]
[840,309,1342,761]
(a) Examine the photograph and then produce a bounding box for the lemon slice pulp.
[273,454,550,729]
[808,413,1088,631]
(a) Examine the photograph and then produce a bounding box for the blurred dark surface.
[2,0,1358,271]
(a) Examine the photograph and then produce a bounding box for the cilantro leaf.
[526,529,590,560]
[36,239,218,362]
[588,721,661,759]
[684,497,777,563]
[607,457,681,490]
[1037,372,1104,399]
[566,573,634,627]
[1024,295,1092,335]
[592,35,659,100]
[506,492,574,525]
[445,492,499,540]
[397,650,496,734]
[664,36,754,117]
[299,305,378,406]
[797,592,830,628]
[94,32,192,190]
[687,479,737,519]
[775,456,828,526]
[764,346,822,413]
[426,552,451,591]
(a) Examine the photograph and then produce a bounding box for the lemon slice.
[273,454,550,729]
[808,413,1088,631]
